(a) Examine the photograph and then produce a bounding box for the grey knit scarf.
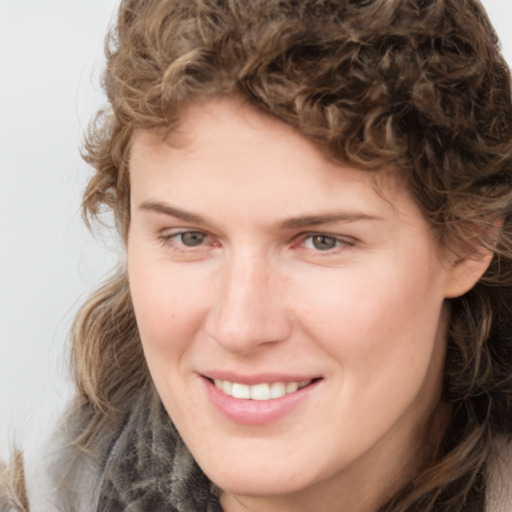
[97,388,223,512]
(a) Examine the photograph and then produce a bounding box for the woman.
[3,0,512,510]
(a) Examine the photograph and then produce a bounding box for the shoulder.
[0,460,15,512]
[97,387,222,512]
[486,437,512,512]
[23,405,114,512]
[20,388,221,512]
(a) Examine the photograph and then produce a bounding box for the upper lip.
[201,371,321,385]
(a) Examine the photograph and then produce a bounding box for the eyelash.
[298,233,355,252]
[159,229,356,255]
[159,230,215,251]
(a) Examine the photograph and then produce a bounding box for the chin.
[209,469,307,498]
[196,448,323,499]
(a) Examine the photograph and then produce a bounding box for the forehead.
[129,98,415,222]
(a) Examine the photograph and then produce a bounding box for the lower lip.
[202,378,320,425]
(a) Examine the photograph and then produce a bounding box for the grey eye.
[180,232,207,247]
[311,235,338,251]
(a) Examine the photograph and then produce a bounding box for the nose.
[205,250,293,354]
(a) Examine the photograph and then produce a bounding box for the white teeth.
[212,378,312,401]
[232,383,251,399]
[222,380,233,395]
[270,382,286,399]
[286,381,299,393]
[250,383,270,401]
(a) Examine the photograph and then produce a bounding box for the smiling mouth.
[211,378,316,401]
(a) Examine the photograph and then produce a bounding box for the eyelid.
[295,232,357,251]
[157,227,357,255]
[158,228,217,250]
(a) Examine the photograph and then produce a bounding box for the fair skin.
[127,98,491,512]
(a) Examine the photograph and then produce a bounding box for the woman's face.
[127,98,475,510]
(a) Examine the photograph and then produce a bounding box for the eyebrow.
[280,212,383,229]
[140,200,207,223]
[139,200,383,228]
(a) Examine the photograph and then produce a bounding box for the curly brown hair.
[69,0,512,510]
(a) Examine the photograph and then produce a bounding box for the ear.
[444,219,502,299]
[444,250,494,298]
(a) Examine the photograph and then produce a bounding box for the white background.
[0,0,121,459]
[1,1,512,460]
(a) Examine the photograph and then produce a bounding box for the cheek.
[127,252,212,360]
[298,263,446,375]
[299,267,447,437]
